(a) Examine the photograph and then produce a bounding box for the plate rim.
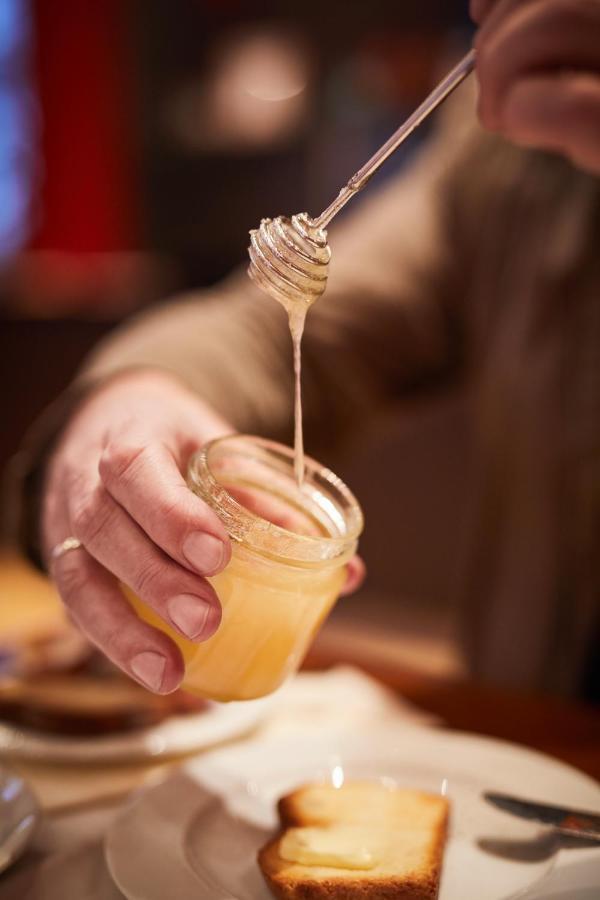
[0,694,276,764]
[105,724,600,900]
[183,724,600,799]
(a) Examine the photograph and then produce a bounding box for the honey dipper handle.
[313,48,476,230]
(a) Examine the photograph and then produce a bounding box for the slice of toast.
[258,781,449,900]
[0,674,207,735]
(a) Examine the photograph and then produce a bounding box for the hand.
[471,0,600,174]
[42,370,233,693]
[43,369,365,693]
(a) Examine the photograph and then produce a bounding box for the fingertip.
[473,34,505,133]
[182,530,230,576]
[200,598,222,641]
[499,79,564,150]
[167,590,222,642]
[130,643,184,694]
[500,83,538,140]
[341,556,366,596]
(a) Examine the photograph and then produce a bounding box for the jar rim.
[187,435,363,565]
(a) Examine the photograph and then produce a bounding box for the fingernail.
[168,593,213,640]
[182,532,225,574]
[131,651,166,692]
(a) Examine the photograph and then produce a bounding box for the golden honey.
[126,435,362,701]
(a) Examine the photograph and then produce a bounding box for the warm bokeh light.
[167,28,312,152]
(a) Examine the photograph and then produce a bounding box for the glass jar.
[128,435,363,701]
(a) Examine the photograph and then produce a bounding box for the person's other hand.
[42,370,233,694]
[471,0,600,174]
[43,369,365,693]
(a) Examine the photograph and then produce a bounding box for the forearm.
[79,273,296,440]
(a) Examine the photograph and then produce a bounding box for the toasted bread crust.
[259,836,440,899]
[0,674,207,735]
[278,785,447,829]
[260,784,449,900]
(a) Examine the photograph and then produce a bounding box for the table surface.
[1,549,599,900]
[2,549,599,783]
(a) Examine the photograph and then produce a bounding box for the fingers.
[40,373,236,695]
[340,555,366,596]
[476,0,600,130]
[98,439,231,576]
[226,483,325,534]
[52,549,185,693]
[44,485,187,693]
[68,477,222,643]
[502,73,600,173]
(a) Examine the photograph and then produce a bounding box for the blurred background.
[1,0,474,678]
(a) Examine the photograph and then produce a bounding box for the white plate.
[0,765,39,874]
[105,726,600,899]
[0,697,274,763]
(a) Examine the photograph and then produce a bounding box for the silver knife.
[484,792,600,842]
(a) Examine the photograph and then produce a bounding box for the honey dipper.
[248,49,476,306]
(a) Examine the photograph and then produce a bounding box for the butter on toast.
[258,781,449,900]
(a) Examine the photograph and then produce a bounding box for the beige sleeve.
[80,114,469,449]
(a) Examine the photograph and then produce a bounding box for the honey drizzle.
[248,213,330,488]
[289,307,306,487]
